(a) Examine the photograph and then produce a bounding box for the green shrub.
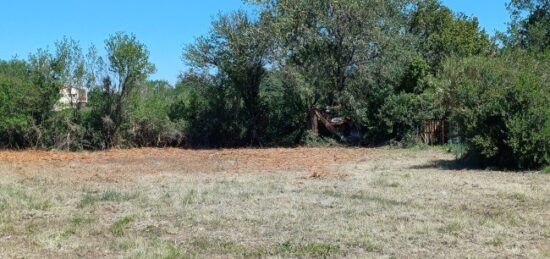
[0,75,33,147]
[169,75,249,147]
[128,81,185,147]
[260,73,309,146]
[302,130,341,147]
[445,142,468,159]
[0,60,59,149]
[440,51,550,169]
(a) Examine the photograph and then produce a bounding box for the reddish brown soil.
[0,148,370,181]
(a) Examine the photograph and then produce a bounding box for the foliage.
[102,32,156,147]
[260,72,309,146]
[169,73,247,147]
[440,51,550,168]
[410,0,493,71]
[0,74,34,147]
[0,59,59,148]
[444,142,468,159]
[128,80,184,147]
[507,0,550,50]
[184,11,270,145]
[302,130,341,147]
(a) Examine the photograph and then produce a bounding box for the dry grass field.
[0,147,548,258]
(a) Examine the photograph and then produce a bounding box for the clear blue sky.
[0,0,510,84]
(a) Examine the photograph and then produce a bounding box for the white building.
[54,85,88,111]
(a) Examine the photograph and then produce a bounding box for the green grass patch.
[321,189,343,198]
[438,222,464,234]
[0,185,52,211]
[25,221,40,234]
[188,238,249,255]
[542,166,550,174]
[182,189,199,205]
[277,240,341,257]
[498,192,527,203]
[110,216,134,237]
[443,143,467,158]
[362,240,383,253]
[486,236,504,247]
[0,185,30,200]
[78,190,137,208]
[161,242,183,259]
[60,215,96,239]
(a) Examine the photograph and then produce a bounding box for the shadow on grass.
[410,159,537,173]
[409,159,485,171]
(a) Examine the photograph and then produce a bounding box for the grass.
[438,222,464,234]
[486,236,505,247]
[349,191,407,207]
[542,166,550,174]
[0,184,52,211]
[498,192,528,202]
[443,142,468,158]
[0,147,548,258]
[78,190,137,208]
[276,241,341,257]
[110,215,134,237]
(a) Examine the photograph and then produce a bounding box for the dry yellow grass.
[0,147,548,258]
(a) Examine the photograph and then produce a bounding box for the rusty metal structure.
[310,108,354,140]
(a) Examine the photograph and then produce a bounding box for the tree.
[252,0,416,142]
[169,72,247,147]
[52,37,88,87]
[409,0,493,71]
[127,80,185,147]
[103,32,156,146]
[0,59,59,148]
[0,68,34,147]
[381,0,494,145]
[184,11,270,144]
[439,51,550,168]
[507,0,550,50]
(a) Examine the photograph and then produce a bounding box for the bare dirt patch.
[0,147,369,181]
[0,147,548,258]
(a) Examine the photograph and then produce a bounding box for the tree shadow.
[409,159,485,171]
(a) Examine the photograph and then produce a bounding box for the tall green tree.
[507,0,550,50]
[103,32,156,146]
[184,11,270,144]
[252,0,416,142]
[376,0,493,144]
[0,58,59,148]
[409,0,493,71]
[52,37,88,87]
[0,61,35,147]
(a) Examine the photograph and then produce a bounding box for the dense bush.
[260,72,309,146]
[168,74,250,147]
[128,81,185,147]
[440,51,550,168]
[0,60,59,148]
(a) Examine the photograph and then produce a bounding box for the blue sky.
[0,0,510,84]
